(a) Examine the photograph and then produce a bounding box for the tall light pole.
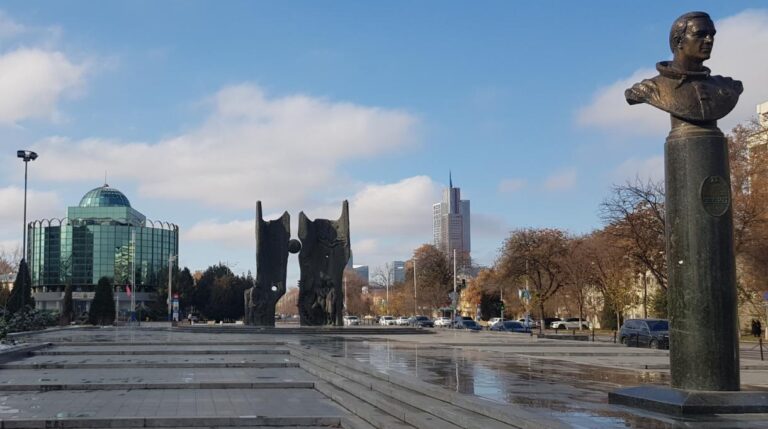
[168,254,176,322]
[17,150,38,262]
[413,258,417,316]
[452,248,457,325]
[130,229,136,323]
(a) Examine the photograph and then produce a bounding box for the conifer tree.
[88,276,115,325]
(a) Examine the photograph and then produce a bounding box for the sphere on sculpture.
[288,239,302,254]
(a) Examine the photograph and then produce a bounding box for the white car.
[550,317,590,330]
[395,316,410,326]
[517,317,539,329]
[343,316,360,326]
[488,317,503,328]
[434,317,452,328]
[379,316,396,326]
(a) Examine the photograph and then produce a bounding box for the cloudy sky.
[0,1,766,285]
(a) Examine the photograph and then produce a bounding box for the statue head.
[669,12,715,70]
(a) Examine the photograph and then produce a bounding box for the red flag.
[125,283,132,297]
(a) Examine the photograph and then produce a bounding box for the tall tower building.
[432,173,470,262]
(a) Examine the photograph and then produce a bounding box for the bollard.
[761,336,764,361]
[613,330,617,343]
[571,329,576,336]
[592,328,595,342]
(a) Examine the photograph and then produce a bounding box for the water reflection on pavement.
[300,337,768,428]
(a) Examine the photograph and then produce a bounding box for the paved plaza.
[0,326,767,428]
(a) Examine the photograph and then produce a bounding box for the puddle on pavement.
[299,337,768,428]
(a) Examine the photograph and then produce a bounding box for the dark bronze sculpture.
[609,12,768,414]
[625,12,742,123]
[297,201,351,326]
[244,201,293,326]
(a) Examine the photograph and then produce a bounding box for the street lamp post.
[17,150,38,262]
[168,254,176,322]
[413,258,417,315]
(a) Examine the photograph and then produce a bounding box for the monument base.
[609,386,768,415]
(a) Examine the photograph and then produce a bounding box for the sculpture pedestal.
[665,123,739,390]
[609,386,768,415]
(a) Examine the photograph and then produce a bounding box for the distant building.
[352,265,369,284]
[389,261,405,284]
[27,184,178,315]
[0,273,15,291]
[432,173,470,263]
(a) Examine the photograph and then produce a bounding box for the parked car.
[408,315,434,328]
[543,317,562,328]
[517,317,539,329]
[550,317,591,330]
[454,319,482,331]
[434,317,452,328]
[488,317,504,329]
[343,315,360,326]
[396,316,411,326]
[491,320,530,333]
[620,319,669,349]
[379,316,396,326]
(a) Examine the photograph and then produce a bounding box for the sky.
[0,1,767,286]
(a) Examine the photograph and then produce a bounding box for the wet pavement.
[7,327,768,428]
[299,336,768,428]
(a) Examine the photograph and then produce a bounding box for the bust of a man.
[625,11,742,123]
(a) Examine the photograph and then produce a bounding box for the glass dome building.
[27,184,178,315]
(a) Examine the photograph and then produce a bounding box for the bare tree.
[600,178,667,291]
[497,228,569,331]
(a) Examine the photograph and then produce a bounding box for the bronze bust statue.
[625,11,742,123]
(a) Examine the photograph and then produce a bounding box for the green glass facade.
[27,185,178,309]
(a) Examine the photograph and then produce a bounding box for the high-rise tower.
[432,172,470,263]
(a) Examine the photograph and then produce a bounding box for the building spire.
[449,170,453,189]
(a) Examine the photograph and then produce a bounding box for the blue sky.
[0,1,767,284]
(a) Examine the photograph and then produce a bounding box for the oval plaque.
[700,175,730,217]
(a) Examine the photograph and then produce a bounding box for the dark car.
[619,319,669,349]
[454,320,482,331]
[490,320,530,333]
[408,315,434,328]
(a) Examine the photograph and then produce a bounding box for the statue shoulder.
[625,76,661,106]
[711,75,744,95]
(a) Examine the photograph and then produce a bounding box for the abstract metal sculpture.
[244,201,291,326]
[297,201,351,326]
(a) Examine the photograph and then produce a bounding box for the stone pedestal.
[665,122,739,391]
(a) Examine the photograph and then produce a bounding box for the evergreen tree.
[60,284,74,325]
[88,276,115,325]
[6,260,33,316]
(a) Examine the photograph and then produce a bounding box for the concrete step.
[0,361,300,369]
[34,349,290,355]
[45,341,286,346]
[289,345,567,429]
[0,380,314,391]
[0,416,342,428]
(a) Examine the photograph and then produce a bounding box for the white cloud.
[577,9,768,136]
[613,156,664,183]
[30,84,419,210]
[184,219,253,248]
[348,176,438,236]
[0,186,62,239]
[497,178,527,193]
[0,48,87,125]
[0,11,25,40]
[543,168,577,191]
[576,68,665,136]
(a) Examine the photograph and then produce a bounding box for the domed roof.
[79,184,131,208]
